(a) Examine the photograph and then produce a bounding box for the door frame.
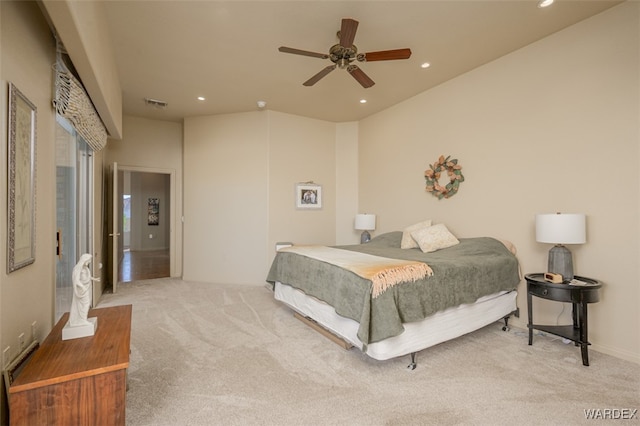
[112,165,177,281]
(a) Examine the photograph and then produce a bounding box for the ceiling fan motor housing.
[329,44,358,69]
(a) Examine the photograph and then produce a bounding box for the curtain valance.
[53,58,108,151]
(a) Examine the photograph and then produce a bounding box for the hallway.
[119,249,170,282]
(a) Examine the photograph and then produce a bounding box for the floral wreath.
[424,155,464,199]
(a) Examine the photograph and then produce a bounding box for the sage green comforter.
[266,231,520,345]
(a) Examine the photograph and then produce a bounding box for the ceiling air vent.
[144,97,168,109]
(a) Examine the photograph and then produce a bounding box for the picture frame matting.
[295,183,322,209]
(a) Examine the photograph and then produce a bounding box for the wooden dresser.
[9,305,132,426]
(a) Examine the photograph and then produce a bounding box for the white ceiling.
[102,0,621,123]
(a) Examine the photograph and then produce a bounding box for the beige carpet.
[97,278,639,426]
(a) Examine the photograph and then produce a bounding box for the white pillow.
[401,220,433,249]
[411,223,459,253]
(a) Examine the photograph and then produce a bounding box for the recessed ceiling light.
[359,99,367,104]
[421,62,431,69]
[538,0,554,8]
[197,96,205,101]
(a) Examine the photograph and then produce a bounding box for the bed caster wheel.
[407,353,417,370]
[502,325,510,332]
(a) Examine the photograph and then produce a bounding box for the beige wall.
[267,111,338,249]
[182,110,348,285]
[183,112,270,284]
[335,122,361,245]
[358,3,639,363]
[0,2,57,422]
[105,115,183,277]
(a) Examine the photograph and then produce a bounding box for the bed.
[266,229,521,368]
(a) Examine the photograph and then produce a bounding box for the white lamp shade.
[355,214,376,231]
[535,213,586,244]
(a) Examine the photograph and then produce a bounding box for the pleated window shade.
[53,62,108,151]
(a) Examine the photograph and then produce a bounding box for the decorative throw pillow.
[411,223,460,253]
[401,220,433,249]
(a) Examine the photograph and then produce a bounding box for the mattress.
[275,281,517,361]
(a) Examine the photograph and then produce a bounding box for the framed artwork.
[7,82,37,273]
[296,183,322,209]
[148,198,159,225]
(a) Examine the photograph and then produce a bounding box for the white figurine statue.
[69,253,97,327]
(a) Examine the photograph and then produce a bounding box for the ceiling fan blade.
[347,65,375,88]
[303,65,337,86]
[363,48,412,62]
[339,18,359,49]
[279,46,329,59]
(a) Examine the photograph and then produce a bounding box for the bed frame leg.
[501,307,519,331]
[407,352,417,370]
[502,316,510,331]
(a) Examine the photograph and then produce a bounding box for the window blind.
[53,58,108,152]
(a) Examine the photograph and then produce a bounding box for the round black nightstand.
[525,273,602,366]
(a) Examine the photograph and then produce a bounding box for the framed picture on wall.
[295,183,322,209]
[148,198,159,225]
[7,82,37,273]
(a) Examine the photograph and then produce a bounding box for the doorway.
[118,170,170,283]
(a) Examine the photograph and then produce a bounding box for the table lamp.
[535,213,586,282]
[355,214,376,244]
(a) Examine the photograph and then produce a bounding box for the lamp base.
[548,244,574,282]
[360,230,371,244]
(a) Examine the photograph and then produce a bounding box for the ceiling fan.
[278,18,412,88]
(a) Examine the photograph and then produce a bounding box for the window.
[55,115,93,322]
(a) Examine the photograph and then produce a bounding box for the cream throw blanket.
[280,246,433,298]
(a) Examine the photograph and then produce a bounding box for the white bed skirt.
[274,281,517,361]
